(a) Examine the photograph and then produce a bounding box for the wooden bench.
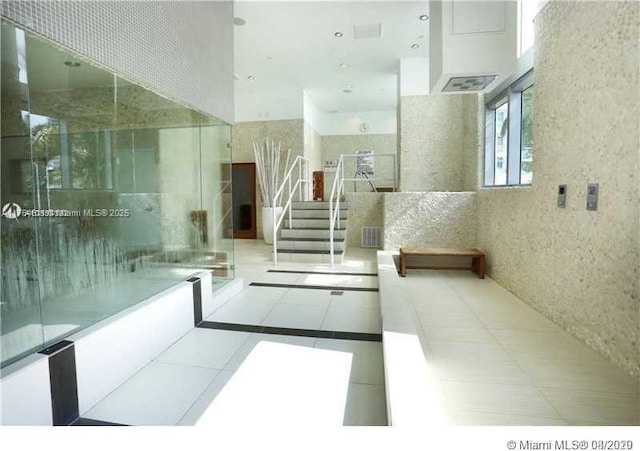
[399,247,486,279]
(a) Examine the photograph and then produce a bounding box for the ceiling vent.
[354,23,383,40]
[443,75,497,92]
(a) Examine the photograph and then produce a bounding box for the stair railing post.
[273,197,278,265]
[288,177,292,228]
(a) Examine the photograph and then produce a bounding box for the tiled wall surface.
[383,192,477,251]
[478,1,640,376]
[0,1,234,123]
[399,94,479,192]
[231,120,305,239]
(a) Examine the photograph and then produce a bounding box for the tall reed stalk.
[253,138,291,207]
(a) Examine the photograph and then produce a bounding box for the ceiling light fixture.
[419,14,429,21]
[247,75,255,80]
[411,44,420,49]
[64,61,80,67]
[339,63,349,68]
[334,31,343,37]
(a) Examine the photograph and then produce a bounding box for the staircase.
[277,201,348,263]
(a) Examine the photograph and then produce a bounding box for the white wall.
[429,0,517,94]
[316,110,397,136]
[400,58,430,97]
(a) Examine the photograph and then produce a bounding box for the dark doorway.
[231,163,257,239]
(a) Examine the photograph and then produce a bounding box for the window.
[520,86,534,184]
[484,71,534,187]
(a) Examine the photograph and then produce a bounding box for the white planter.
[262,206,283,244]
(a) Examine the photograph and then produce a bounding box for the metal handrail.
[328,156,345,266]
[272,155,310,264]
[354,171,377,192]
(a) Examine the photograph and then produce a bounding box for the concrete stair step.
[284,218,347,228]
[275,248,345,263]
[281,228,346,239]
[290,210,348,219]
[277,239,345,251]
[291,201,349,210]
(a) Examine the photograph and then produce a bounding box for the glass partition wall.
[1,20,234,367]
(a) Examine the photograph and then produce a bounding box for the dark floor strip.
[199,321,382,342]
[71,417,128,426]
[249,282,378,292]
[267,269,378,277]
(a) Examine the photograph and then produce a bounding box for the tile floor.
[83,240,387,426]
[81,241,639,427]
[399,269,640,426]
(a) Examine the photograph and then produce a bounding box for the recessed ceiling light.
[334,31,343,37]
[64,61,80,67]
[247,75,255,80]
[233,17,246,26]
[419,14,429,21]
[345,84,353,89]
[339,63,349,68]
[411,44,420,49]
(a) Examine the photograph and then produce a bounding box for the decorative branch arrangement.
[253,138,292,207]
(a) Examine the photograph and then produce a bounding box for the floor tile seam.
[152,358,227,373]
[435,375,535,387]
[486,328,635,392]
[201,321,382,342]
[450,408,568,422]
[82,359,154,418]
[532,383,640,397]
[484,326,568,422]
[175,369,239,426]
[505,355,640,378]
[442,401,565,420]
[249,282,379,292]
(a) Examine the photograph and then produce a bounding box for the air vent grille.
[354,23,383,40]
[361,227,383,249]
[443,75,497,92]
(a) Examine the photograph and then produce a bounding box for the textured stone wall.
[231,120,305,239]
[462,94,484,191]
[1,1,234,123]
[399,94,479,192]
[343,192,384,247]
[383,192,477,251]
[478,2,640,376]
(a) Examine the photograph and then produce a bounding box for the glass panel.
[201,125,234,286]
[494,102,509,186]
[520,86,534,184]
[1,20,234,368]
[1,21,45,366]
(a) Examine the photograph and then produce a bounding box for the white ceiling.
[233,1,430,121]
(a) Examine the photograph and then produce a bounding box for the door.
[231,163,256,239]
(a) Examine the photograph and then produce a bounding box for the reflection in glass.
[520,86,534,184]
[494,102,509,186]
[1,20,234,367]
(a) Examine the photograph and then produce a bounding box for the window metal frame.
[484,70,534,187]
